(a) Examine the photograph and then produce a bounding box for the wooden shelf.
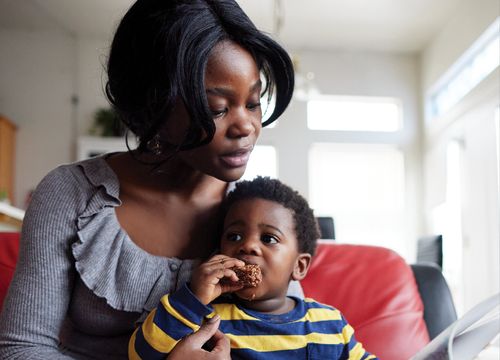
[0,202,24,230]
[0,115,17,204]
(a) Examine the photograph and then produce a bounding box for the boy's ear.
[291,253,312,281]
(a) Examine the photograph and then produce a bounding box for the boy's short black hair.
[221,177,319,256]
[105,0,294,153]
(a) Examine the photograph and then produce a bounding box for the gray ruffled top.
[73,157,199,314]
[0,156,200,359]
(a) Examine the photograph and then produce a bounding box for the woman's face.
[170,40,262,182]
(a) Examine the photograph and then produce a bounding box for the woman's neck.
[107,151,227,200]
[106,151,227,259]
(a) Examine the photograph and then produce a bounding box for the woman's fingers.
[208,329,231,357]
[168,315,231,360]
[185,315,221,348]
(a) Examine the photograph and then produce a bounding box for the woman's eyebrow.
[206,80,262,97]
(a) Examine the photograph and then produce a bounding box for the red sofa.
[302,242,430,359]
[0,232,20,312]
[1,233,431,359]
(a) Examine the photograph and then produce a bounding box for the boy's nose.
[237,238,262,256]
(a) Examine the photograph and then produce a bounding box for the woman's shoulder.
[41,155,118,190]
[24,155,121,227]
[31,155,119,204]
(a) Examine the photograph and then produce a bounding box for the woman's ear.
[291,253,312,281]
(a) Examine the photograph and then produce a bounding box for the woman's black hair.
[105,0,294,153]
[221,177,320,256]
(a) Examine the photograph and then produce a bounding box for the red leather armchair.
[301,242,431,359]
[0,232,20,312]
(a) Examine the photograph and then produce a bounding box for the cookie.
[221,264,262,287]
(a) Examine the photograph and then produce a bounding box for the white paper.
[411,293,500,360]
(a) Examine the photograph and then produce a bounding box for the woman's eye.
[211,108,227,118]
[247,102,261,111]
[261,234,278,244]
[225,233,243,242]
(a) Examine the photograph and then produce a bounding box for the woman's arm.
[0,167,84,359]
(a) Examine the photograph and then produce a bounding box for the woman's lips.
[220,148,252,168]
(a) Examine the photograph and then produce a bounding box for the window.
[307,95,402,132]
[242,145,277,180]
[309,143,406,252]
[430,141,464,313]
[429,18,500,118]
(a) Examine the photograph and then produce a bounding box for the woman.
[0,0,294,359]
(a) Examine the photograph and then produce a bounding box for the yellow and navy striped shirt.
[129,284,377,359]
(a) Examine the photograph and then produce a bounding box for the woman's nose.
[227,109,257,139]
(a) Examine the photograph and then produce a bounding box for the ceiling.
[0,0,462,53]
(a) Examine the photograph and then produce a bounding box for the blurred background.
[0,0,498,316]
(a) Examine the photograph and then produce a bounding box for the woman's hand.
[190,255,245,304]
[168,315,231,360]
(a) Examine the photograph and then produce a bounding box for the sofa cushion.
[301,242,430,359]
[0,232,20,312]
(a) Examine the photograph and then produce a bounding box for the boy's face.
[220,198,311,302]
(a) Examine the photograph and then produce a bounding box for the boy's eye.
[261,234,279,244]
[225,233,243,242]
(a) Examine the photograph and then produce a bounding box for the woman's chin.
[210,164,248,183]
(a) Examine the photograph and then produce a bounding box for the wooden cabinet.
[0,115,17,204]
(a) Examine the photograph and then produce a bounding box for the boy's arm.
[129,284,214,360]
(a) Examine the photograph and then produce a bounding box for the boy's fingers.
[206,255,245,268]
[223,268,239,281]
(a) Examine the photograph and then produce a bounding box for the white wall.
[0,29,75,208]
[420,0,500,313]
[0,29,114,208]
[421,0,499,93]
[75,37,113,137]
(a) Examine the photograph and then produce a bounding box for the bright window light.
[429,18,500,118]
[261,75,277,128]
[309,143,406,251]
[430,141,464,313]
[242,145,277,180]
[307,95,402,132]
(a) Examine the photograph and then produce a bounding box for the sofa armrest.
[410,263,457,339]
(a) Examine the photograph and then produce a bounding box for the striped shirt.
[129,284,377,359]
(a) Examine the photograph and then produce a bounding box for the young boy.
[129,177,377,359]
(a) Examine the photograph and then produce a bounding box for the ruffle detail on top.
[71,156,199,313]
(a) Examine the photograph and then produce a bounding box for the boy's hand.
[190,255,246,304]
